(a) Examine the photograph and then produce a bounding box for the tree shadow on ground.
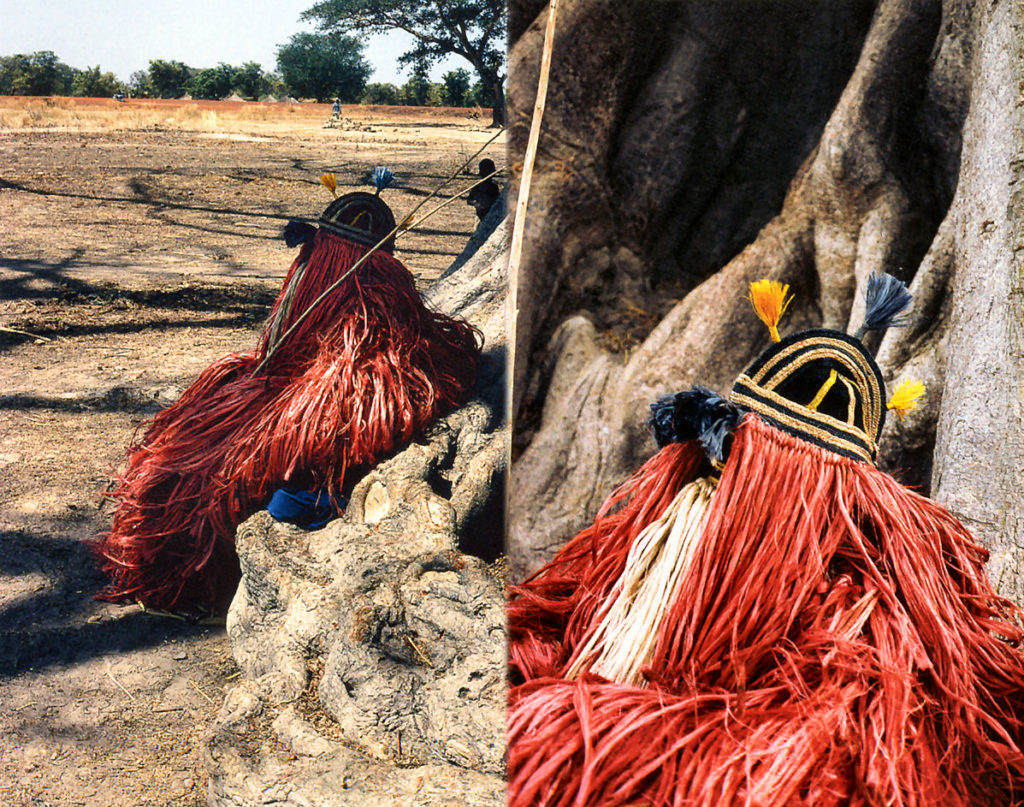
[0,524,214,680]
[0,178,295,225]
[2,387,175,415]
[411,226,476,238]
[397,246,462,258]
[0,256,277,347]
[0,254,276,303]
[1,315,265,348]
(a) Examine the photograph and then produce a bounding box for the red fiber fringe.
[509,441,706,681]
[509,415,1024,806]
[95,230,482,613]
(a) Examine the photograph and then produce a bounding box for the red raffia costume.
[96,179,482,615]
[508,277,1024,806]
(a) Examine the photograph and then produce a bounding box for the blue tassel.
[371,166,394,195]
[856,272,912,339]
[283,220,316,247]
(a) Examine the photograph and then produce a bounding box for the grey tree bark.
[205,220,509,807]
[508,0,1024,602]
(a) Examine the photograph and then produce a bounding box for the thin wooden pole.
[504,0,560,546]
[506,0,560,416]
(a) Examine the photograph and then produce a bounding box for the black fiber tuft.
[650,393,685,447]
[649,387,744,464]
[857,272,912,338]
[283,220,317,247]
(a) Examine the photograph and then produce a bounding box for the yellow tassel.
[887,378,925,419]
[748,279,793,343]
[320,173,338,198]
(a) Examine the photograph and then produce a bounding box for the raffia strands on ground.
[508,415,1024,806]
[95,229,481,614]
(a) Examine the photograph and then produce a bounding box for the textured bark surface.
[205,219,508,806]
[925,3,1024,598]
[509,0,1024,598]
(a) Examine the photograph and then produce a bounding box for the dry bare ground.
[0,96,502,807]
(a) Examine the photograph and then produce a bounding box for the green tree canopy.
[441,68,471,107]
[263,72,289,99]
[148,59,194,99]
[466,79,487,107]
[128,70,153,97]
[302,0,505,125]
[362,82,400,105]
[0,51,75,96]
[276,32,371,103]
[71,66,125,97]
[189,63,236,100]
[233,61,271,100]
[398,66,434,106]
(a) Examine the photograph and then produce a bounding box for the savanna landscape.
[0,95,502,806]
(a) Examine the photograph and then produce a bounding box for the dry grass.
[0,96,317,134]
[0,96,487,135]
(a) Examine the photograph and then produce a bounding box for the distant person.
[467,158,500,221]
[332,98,341,118]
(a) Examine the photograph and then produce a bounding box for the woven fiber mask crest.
[319,191,397,252]
[726,273,923,465]
[731,328,886,463]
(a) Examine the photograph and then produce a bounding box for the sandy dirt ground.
[0,96,503,806]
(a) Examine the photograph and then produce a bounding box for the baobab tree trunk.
[507,0,1024,601]
[490,82,506,128]
[482,71,506,128]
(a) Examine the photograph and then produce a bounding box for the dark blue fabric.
[266,487,342,530]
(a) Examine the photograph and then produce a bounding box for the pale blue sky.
[0,0,461,84]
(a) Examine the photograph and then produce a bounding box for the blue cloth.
[266,487,342,530]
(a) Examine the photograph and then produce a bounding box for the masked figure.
[97,169,482,616]
[509,276,1024,806]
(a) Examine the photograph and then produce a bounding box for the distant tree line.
[0,51,125,97]
[363,68,490,107]
[128,59,283,101]
[1,38,491,108]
